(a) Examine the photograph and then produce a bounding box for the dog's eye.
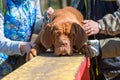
[55,31,61,37]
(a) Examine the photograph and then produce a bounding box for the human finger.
[82,20,90,24]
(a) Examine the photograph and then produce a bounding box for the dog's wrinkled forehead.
[51,21,73,35]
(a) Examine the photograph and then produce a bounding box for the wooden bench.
[2,53,90,80]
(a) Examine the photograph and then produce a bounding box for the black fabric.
[98,57,120,74]
[7,55,26,70]
[76,0,118,20]
[76,0,87,19]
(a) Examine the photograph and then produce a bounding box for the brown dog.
[26,7,92,61]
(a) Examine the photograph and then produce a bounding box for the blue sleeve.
[0,11,22,55]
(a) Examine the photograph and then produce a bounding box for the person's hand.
[47,7,54,18]
[20,42,35,55]
[82,20,100,36]
[43,7,54,24]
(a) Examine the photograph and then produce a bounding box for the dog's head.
[40,7,87,56]
[41,20,87,56]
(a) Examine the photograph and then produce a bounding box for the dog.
[26,6,93,61]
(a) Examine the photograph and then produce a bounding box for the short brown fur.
[26,7,89,61]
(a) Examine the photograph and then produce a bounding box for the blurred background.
[41,0,73,13]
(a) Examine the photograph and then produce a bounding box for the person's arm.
[33,0,44,34]
[98,10,120,36]
[0,12,33,56]
[98,0,120,36]
[0,12,22,55]
[82,10,120,36]
[82,0,120,36]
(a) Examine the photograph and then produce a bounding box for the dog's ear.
[72,23,87,50]
[40,23,53,49]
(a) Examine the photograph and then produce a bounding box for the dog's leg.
[80,43,94,58]
[26,33,47,61]
[26,43,47,61]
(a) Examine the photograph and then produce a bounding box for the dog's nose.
[61,40,68,46]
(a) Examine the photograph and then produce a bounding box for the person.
[71,0,120,80]
[0,0,43,78]
[0,10,35,78]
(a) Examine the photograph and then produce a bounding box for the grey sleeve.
[33,0,44,34]
[97,0,120,36]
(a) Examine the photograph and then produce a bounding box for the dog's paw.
[26,48,37,61]
[80,43,94,58]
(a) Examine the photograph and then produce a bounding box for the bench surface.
[2,53,85,80]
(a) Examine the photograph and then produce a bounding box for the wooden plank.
[2,53,85,80]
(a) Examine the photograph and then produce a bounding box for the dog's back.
[51,7,83,26]
[63,7,83,24]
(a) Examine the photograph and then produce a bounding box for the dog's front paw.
[26,48,37,61]
[80,43,94,58]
